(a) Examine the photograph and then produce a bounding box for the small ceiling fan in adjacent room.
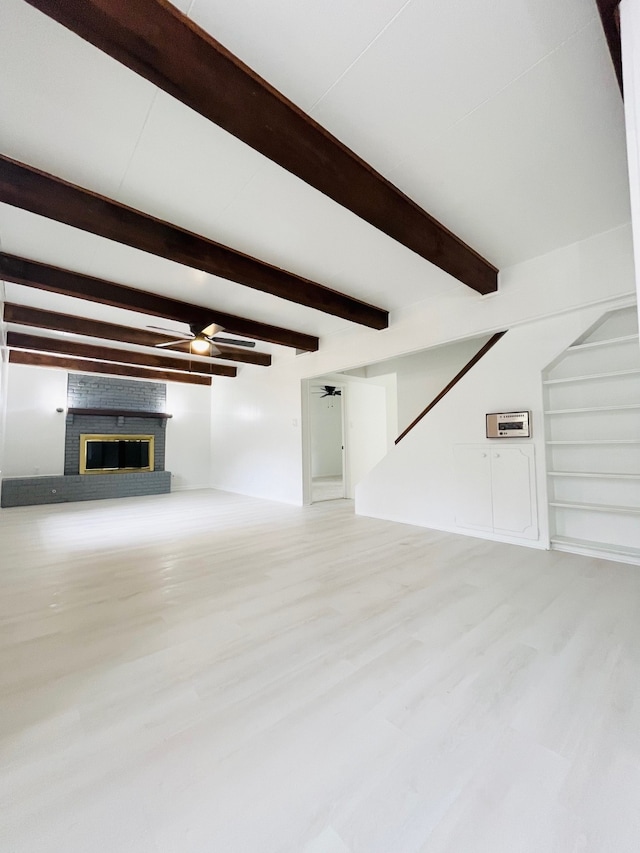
[147,322,257,355]
[312,385,342,397]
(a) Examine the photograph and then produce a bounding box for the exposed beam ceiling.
[0,155,388,330]
[596,0,623,95]
[9,350,212,386]
[23,0,498,295]
[3,303,272,366]
[0,252,319,351]
[6,331,238,377]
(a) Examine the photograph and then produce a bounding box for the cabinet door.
[454,445,493,530]
[491,446,537,538]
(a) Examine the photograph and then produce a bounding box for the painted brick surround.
[64,376,167,475]
[67,374,166,411]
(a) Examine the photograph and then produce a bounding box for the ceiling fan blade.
[209,336,256,348]
[201,322,224,337]
[147,324,195,337]
[155,337,193,348]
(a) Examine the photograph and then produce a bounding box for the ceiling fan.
[313,385,342,397]
[147,322,257,355]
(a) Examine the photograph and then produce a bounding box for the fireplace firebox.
[80,434,155,475]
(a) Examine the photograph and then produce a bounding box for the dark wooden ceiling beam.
[596,0,623,95]
[0,155,388,329]
[9,350,212,386]
[6,331,237,377]
[0,252,318,351]
[23,0,498,295]
[3,303,272,366]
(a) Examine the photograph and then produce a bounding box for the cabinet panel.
[491,447,537,537]
[454,445,493,530]
[454,444,537,539]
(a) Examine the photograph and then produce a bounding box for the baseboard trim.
[551,537,640,566]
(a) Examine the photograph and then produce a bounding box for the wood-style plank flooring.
[1,490,639,852]
[312,476,344,503]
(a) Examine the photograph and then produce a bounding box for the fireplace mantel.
[67,408,173,419]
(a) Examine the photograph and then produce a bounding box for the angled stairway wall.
[355,302,634,548]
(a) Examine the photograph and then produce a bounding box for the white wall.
[210,364,303,504]
[1,362,67,477]
[621,0,640,328]
[359,335,491,435]
[344,381,388,499]
[165,381,212,490]
[210,226,635,507]
[375,372,399,448]
[0,293,9,478]
[309,391,342,477]
[355,301,633,546]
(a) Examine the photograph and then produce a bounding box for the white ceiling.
[0,0,631,357]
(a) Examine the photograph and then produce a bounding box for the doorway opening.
[309,383,345,502]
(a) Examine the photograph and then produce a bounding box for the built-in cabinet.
[454,444,538,540]
[543,306,640,562]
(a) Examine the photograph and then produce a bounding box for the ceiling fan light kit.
[190,336,211,354]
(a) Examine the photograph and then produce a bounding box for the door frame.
[301,378,347,505]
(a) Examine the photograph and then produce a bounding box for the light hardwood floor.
[312,475,344,503]
[1,490,639,853]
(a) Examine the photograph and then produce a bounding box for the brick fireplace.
[1,375,172,507]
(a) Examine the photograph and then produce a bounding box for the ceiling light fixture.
[190,336,210,354]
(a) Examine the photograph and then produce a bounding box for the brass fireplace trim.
[80,434,155,475]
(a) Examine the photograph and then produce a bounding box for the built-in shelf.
[66,407,173,419]
[544,404,640,415]
[546,439,640,445]
[543,367,640,385]
[549,501,640,515]
[543,306,640,563]
[551,536,640,561]
[548,471,640,480]
[567,334,639,352]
